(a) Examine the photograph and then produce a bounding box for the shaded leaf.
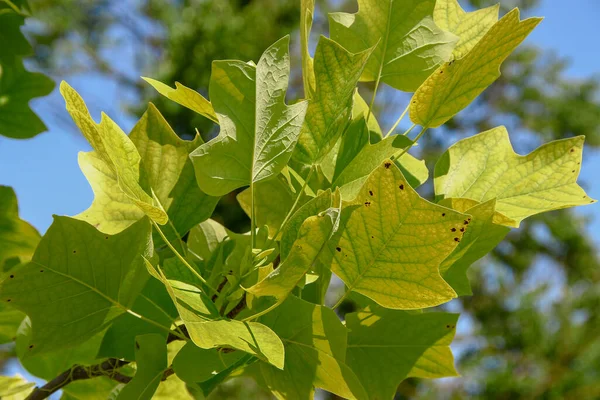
[117,334,167,400]
[172,342,244,383]
[0,186,40,268]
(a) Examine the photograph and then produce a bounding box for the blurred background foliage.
[6,0,600,398]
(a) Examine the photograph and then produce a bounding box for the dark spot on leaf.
[572,170,576,173]
[412,100,416,104]
[371,235,374,239]
[73,250,77,254]
[384,162,391,169]
[454,238,460,242]
[570,148,575,153]
[336,247,341,252]
[29,345,34,349]
[135,341,140,350]
[464,220,469,225]
[399,184,404,190]
[446,325,450,328]
[442,213,446,217]
[440,70,444,74]
[7,299,11,302]
[451,228,456,232]
[296,245,303,250]
[105,236,109,240]
[369,190,374,196]
[9,275,14,279]
[460,228,465,232]
[40,270,44,273]
[365,201,371,207]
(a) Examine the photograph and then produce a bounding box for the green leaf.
[98,278,177,360]
[438,198,510,295]
[172,342,244,383]
[434,0,499,58]
[300,0,316,98]
[434,126,596,226]
[329,0,458,92]
[0,375,35,400]
[60,377,117,400]
[60,82,169,225]
[154,375,193,400]
[0,303,24,344]
[352,91,382,141]
[245,192,339,303]
[345,308,458,400]
[0,216,152,355]
[292,36,373,165]
[142,77,218,123]
[190,36,308,196]
[116,334,167,400]
[327,160,466,309]
[187,219,229,261]
[331,124,428,199]
[146,262,285,369]
[0,186,40,268]
[258,296,367,400]
[0,10,31,60]
[410,9,541,128]
[0,59,55,139]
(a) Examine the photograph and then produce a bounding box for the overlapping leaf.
[327,160,466,309]
[0,216,152,355]
[61,82,168,225]
[346,308,458,400]
[410,9,541,128]
[300,0,316,97]
[292,36,373,165]
[191,36,308,196]
[257,296,367,400]
[434,0,499,58]
[329,0,458,92]
[434,126,596,226]
[0,186,40,268]
[143,77,218,123]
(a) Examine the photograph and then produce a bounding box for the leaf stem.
[402,123,417,137]
[366,0,392,125]
[152,221,219,297]
[392,126,429,160]
[332,289,350,311]
[251,180,257,251]
[384,104,410,138]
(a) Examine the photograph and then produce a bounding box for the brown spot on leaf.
[9,275,14,279]
[369,190,374,196]
[29,345,34,349]
[442,213,446,217]
[72,250,77,254]
[451,228,456,232]
[384,162,391,169]
[454,238,460,242]
[6,299,11,302]
[365,201,371,207]
[399,184,404,190]
[464,220,469,225]
[460,228,465,232]
[336,247,341,252]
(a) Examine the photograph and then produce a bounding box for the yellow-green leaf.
[410,9,542,128]
[142,77,218,123]
[300,0,316,98]
[434,126,596,226]
[327,160,466,309]
[434,0,499,58]
[346,308,458,400]
[60,82,168,225]
[329,0,458,92]
[0,186,40,268]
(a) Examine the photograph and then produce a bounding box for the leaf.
[245,192,340,303]
[345,308,458,400]
[410,9,542,128]
[154,375,193,400]
[0,303,24,344]
[258,296,367,400]
[0,216,152,355]
[172,342,244,383]
[98,278,177,360]
[434,0,499,58]
[0,7,31,60]
[116,334,167,400]
[60,377,117,400]
[0,58,55,139]
[145,261,285,369]
[300,0,316,97]
[438,198,510,295]
[60,82,168,225]
[0,375,35,400]
[329,0,458,92]
[190,36,308,196]
[331,124,428,199]
[327,160,466,309]
[142,77,218,123]
[434,126,596,226]
[187,219,229,261]
[292,36,373,165]
[352,91,382,141]
[74,102,217,235]
[0,186,40,268]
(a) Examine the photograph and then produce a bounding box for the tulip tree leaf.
[0,375,35,399]
[116,334,167,400]
[329,0,458,92]
[346,308,458,400]
[258,296,367,400]
[76,103,218,236]
[0,216,152,355]
[300,0,316,97]
[327,160,466,309]
[172,343,244,383]
[434,126,596,226]
[191,36,308,196]
[410,9,542,128]
[438,198,510,295]
[434,0,499,58]
[142,77,218,123]
[0,186,40,268]
[293,36,373,165]
[145,262,285,369]
[60,82,168,225]
[0,59,55,139]
[246,192,340,303]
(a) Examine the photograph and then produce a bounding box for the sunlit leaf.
[329,0,458,92]
[0,186,40,268]
[410,9,541,127]
[0,375,35,400]
[434,126,596,226]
